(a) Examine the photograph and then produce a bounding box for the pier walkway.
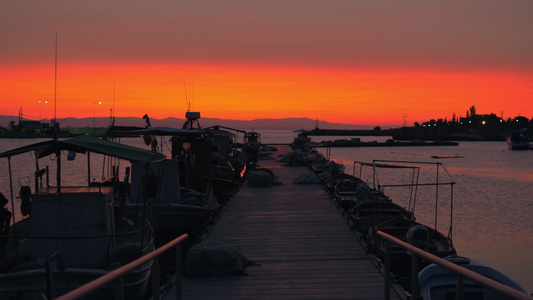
[176,154,403,299]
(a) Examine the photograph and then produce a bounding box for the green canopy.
[0,135,165,162]
[63,135,165,162]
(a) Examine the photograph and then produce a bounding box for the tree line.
[415,105,532,129]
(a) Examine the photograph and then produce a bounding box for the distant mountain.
[0,115,373,131]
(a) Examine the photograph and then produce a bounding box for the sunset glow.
[2,63,532,126]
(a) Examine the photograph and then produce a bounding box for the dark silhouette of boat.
[0,135,160,299]
[506,130,531,150]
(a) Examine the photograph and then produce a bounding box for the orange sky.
[1,1,533,126]
[2,63,532,126]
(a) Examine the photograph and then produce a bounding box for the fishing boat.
[0,111,70,139]
[331,179,390,212]
[330,177,366,211]
[418,255,530,300]
[0,135,161,299]
[348,201,414,235]
[358,160,456,276]
[367,217,455,259]
[105,112,245,243]
[242,131,262,164]
[1,36,70,140]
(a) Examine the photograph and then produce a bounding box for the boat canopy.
[108,126,236,138]
[245,131,261,136]
[0,135,165,162]
[204,125,245,134]
[108,126,206,137]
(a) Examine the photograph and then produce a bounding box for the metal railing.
[55,233,189,300]
[377,231,532,300]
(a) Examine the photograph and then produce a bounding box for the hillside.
[0,115,374,131]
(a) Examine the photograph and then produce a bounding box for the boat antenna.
[182,74,201,129]
[183,73,195,112]
[183,76,190,111]
[54,32,58,131]
[434,163,440,233]
[191,74,194,111]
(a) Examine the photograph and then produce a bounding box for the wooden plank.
[176,157,404,300]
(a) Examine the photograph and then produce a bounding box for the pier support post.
[384,240,391,300]
[152,257,161,300]
[410,255,420,300]
[176,244,183,300]
[455,275,464,300]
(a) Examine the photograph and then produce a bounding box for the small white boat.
[506,131,530,150]
[419,255,530,300]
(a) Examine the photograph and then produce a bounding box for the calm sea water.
[1,131,532,292]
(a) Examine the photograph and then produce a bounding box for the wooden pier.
[173,152,404,299]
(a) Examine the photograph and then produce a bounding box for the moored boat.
[242,131,262,164]
[105,112,246,244]
[348,201,414,235]
[419,255,530,300]
[0,135,160,299]
[0,109,70,139]
[355,159,456,281]
[331,179,390,212]
[367,217,455,260]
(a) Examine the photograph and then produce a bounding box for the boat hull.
[419,256,530,300]
[348,201,414,235]
[122,203,212,236]
[367,218,454,258]
[0,262,152,300]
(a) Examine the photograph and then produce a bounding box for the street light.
[39,100,48,121]
[93,101,101,134]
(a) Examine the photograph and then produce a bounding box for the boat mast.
[7,157,16,225]
[182,75,201,129]
[56,145,61,193]
[112,82,115,126]
[54,33,58,130]
[54,33,61,192]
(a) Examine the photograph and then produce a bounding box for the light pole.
[93,101,101,134]
[39,100,48,121]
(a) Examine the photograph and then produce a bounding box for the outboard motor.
[19,186,32,216]
[0,193,8,210]
[0,193,12,241]
[407,225,429,251]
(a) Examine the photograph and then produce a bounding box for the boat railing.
[356,159,456,240]
[54,233,189,300]
[377,230,532,300]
